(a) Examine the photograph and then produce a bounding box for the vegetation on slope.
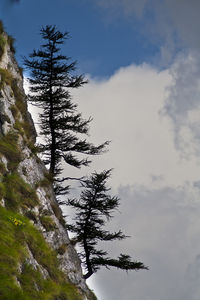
[0,205,82,300]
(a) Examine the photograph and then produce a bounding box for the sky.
[2,0,200,299]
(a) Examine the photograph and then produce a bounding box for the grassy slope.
[0,205,82,300]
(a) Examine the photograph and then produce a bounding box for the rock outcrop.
[0,23,96,300]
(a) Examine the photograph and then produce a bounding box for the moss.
[0,205,83,300]
[39,215,57,232]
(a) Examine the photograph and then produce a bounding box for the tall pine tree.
[66,170,148,279]
[24,25,108,195]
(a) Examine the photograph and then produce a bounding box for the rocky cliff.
[0,23,96,300]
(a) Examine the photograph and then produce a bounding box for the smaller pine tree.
[66,169,148,279]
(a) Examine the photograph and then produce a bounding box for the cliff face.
[0,25,95,300]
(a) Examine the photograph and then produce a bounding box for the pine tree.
[24,25,108,195]
[66,169,148,279]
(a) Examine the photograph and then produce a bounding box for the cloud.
[66,63,200,191]
[92,0,200,66]
[87,183,200,300]
[163,51,200,157]
[62,63,200,299]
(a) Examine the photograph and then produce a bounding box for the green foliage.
[0,205,83,300]
[39,215,57,232]
[9,216,25,226]
[11,79,26,115]
[0,131,22,171]
[10,79,34,141]
[3,173,39,211]
[0,68,12,90]
[67,170,148,279]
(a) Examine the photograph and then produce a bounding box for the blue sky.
[3,1,200,300]
[0,0,160,77]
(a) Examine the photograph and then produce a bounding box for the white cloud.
[87,184,200,300]
[67,63,200,299]
[164,52,200,157]
[69,63,200,190]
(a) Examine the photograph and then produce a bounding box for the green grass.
[0,68,12,90]
[0,205,83,300]
[0,131,22,172]
[39,215,57,232]
[3,172,39,211]
[11,78,34,141]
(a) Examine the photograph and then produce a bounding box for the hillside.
[0,22,96,300]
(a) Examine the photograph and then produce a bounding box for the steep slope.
[0,22,96,300]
